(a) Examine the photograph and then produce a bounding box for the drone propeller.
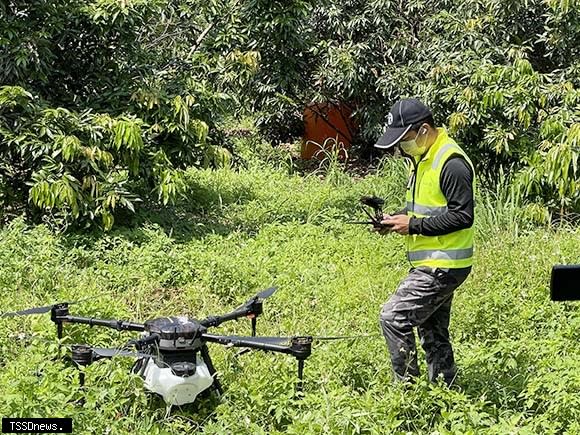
[255,286,277,300]
[10,334,153,358]
[202,286,279,334]
[232,333,380,349]
[231,332,381,388]
[237,286,278,309]
[223,335,292,347]
[0,305,54,318]
[91,347,153,360]
[312,333,381,341]
[66,344,154,395]
[0,295,99,319]
[242,286,277,337]
[204,332,311,393]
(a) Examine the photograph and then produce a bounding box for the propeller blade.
[256,286,277,300]
[221,335,292,346]
[9,334,153,361]
[313,333,382,341]
[220,333,378,348]
[0,305,53,318]
[0,295,100,319]
[235,286,278,310]
[91,347,153,359]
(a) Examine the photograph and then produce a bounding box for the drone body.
[2,287,313,408]
[139,316,214,405]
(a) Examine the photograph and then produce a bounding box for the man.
[374,98,475,386]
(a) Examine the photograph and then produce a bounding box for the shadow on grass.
[58,177,262,248]
[59,183,370,250]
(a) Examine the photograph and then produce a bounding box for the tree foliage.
[241,0,580,212]
[1,0,579,226]
[0,0,248,228]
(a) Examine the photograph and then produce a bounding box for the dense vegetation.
[1,0,579,229]
[0,0,246,228]
[1,158,579,433]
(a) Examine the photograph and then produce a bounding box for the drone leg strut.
[201,344,223,395]
[73,372,86,407]
[296,359,305,396]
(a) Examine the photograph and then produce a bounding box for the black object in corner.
[551,265,580,301]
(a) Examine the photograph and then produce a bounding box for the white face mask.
[400,127,428,156]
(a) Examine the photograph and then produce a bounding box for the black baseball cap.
[374,98,433,149]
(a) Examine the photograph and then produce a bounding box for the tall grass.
[0,158,578,434]
[476,180,544,237]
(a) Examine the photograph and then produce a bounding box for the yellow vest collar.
[416,127,450,164]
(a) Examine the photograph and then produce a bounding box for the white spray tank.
[142,355,214,405]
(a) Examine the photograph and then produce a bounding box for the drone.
[349,196,393,230]
[0,287,315,407]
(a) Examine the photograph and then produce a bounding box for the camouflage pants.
[379,266,470,385]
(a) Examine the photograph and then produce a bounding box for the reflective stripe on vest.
[407,247,474,262]
[432,143,459,169]
[406,201,448,217]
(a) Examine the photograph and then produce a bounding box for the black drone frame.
[1,287,313,395]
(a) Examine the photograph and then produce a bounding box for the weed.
[0,164,579,434]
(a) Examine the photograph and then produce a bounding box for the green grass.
[0,161,579,434]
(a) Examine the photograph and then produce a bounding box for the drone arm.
[202,333,312,360]
[199,308,251,328]
[203,333,291,353]
[58,315,145,332]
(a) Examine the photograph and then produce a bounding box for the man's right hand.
[381,214,410,235]
[370,214,393,235]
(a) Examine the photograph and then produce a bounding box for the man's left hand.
[381,215,410,235]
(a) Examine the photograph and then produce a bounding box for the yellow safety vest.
[405,128,475,269]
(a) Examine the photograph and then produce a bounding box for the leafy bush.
[0,0,251,228]
[240,0,580,212]
[2,0,579,223]
[0,86,185,229]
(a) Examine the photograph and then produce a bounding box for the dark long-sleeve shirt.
[407,156,474,236]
